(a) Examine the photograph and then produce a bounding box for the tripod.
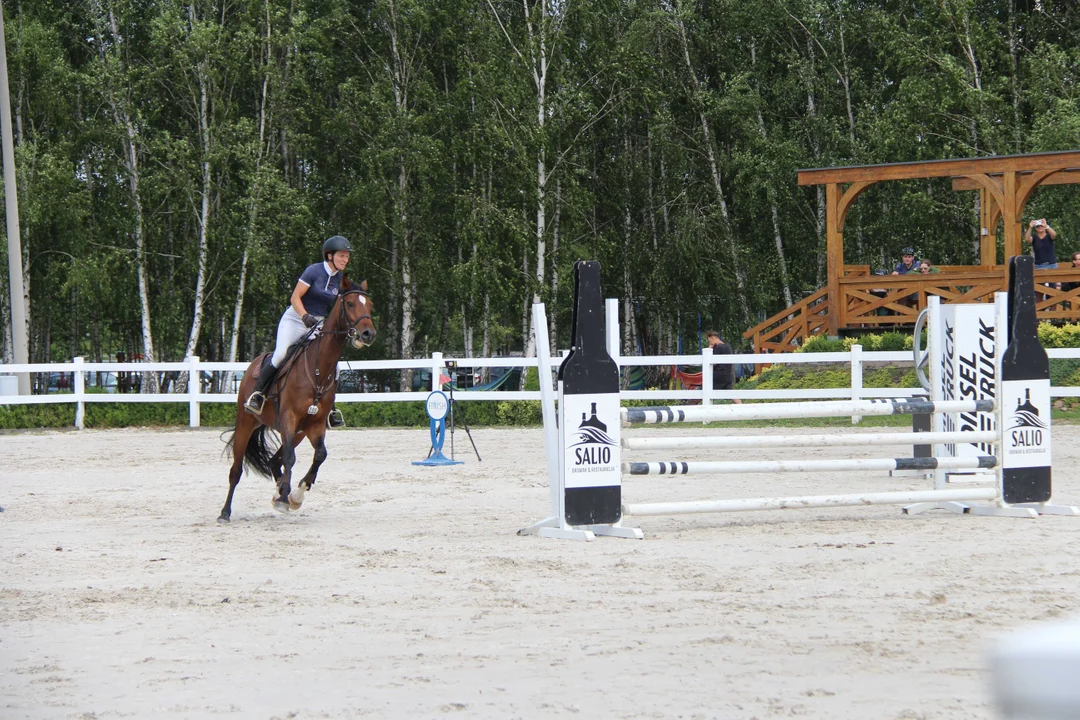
[446,361,481,462]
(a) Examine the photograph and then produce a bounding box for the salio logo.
[1008,387,1048,449]
[570,401,616,467]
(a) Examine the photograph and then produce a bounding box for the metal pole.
[0,2,29,394]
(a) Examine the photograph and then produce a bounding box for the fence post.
[188,355,200,428]
[73,356,85,430]
[431,352,443,392]
[850,344,863,425]
[605,297,620,363]
[702,346,714,415]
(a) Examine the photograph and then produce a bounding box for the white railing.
[2,347,1079,428]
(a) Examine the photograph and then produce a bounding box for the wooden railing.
[744,268,1080,352]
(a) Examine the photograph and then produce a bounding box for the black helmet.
[322,235,352,256]
[901,247,915,256]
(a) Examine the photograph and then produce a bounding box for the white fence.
[2,347,1080,429]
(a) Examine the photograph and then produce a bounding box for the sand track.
[3,425,1079,719]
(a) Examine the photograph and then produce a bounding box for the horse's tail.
[242,425,279,479]
[220,429,235,460]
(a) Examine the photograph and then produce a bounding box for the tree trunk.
[672,3,749,325]
[230,0,273,363]
[177,6,215,391]
[751,39,793,307]
[97,2,157,391]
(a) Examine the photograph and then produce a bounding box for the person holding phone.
[1025,219,1058,269]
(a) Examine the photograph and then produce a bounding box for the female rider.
[245,235,352,428]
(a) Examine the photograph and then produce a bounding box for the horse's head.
[339,276,377,349]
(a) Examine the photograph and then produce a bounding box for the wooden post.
[979,187,998,266]
[826,183,842,336]
[1003,171,1020,260]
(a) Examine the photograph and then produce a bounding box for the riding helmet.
[322,235,353,257]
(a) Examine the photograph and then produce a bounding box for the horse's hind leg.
[289,426,328,510]
[220,413,257,523]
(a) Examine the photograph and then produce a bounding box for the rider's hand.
[302,313,320,328]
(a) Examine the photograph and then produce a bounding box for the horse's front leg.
[289,425,328,510]
[272,417,300,513]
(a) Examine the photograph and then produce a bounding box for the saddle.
[256,333,320,393]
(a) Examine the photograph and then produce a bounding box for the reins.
[285,287,372,417]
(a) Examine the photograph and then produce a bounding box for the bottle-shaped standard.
[1000,256,1052,504]
[559,260,622,526]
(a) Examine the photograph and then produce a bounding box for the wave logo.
[1008,388,1049,432]
[569,401,617,448]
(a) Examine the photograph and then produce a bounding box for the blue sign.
[413,391,463,466]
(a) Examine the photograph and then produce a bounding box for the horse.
[218,276,377,523]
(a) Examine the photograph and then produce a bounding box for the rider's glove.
[302,313,321,328]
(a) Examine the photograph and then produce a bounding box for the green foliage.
[6,0,1080,370]
[797,331,915,353]
[1038,323,1080,349]
[85,403,189,428]
[0,404,76,430]
[796,335,847,353]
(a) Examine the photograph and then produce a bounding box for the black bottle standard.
[559,260,622,526]
[1000,256,1052,504]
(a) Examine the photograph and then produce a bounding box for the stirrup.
[328,408,345,428]
[244,391,266,415]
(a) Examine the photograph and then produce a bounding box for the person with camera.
[1025,218,1058,269]
[1025,219,1060,301]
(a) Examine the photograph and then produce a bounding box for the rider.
[245,235,352,428]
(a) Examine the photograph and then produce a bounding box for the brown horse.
[218,276,376,523]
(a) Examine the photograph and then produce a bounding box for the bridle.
[327,287,373,342]
[294,286,374,418]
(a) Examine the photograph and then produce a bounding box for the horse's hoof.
[287,494,304,510]
[272,498,291,513]
[217,515,231,524]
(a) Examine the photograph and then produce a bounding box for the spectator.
[116,351,129,393]
[1025,219,1060,298]
[918,259,940,274]
[892,247,919,275]
[1024,219,1058,269]
[704,330,742,405]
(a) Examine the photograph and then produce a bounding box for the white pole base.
[1007,502,1080,516]
[517,516,642,540]
[587,524,644,539]
[517,516,596,541]
[968,505,1039,518]
[902,501,970,515]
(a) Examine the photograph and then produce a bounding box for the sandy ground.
[2,423,1080,720]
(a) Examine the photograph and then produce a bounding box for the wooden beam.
[953,168,1080,191]
[798,150,1080,186]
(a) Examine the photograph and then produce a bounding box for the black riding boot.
[244,357,277,415]
[327,407,345,428]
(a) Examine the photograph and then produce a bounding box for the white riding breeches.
[271,308,322,367]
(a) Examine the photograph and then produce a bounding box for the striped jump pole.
[624,454,996,477]
[622,398,994,425]
[622,430,998,451]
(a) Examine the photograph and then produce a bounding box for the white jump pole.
[625,487,999,517]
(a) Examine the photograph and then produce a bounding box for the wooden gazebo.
[744,150,1080,352]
